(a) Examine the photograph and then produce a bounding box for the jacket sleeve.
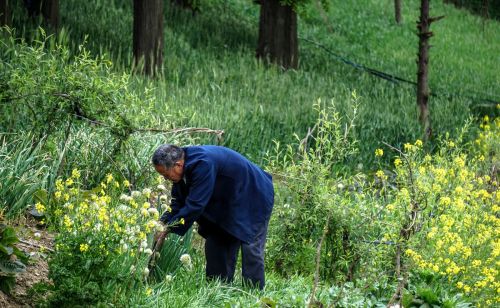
[164,160,216,236]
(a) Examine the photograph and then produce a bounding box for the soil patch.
[0,217,53,307]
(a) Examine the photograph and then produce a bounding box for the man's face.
[154,161,184,183]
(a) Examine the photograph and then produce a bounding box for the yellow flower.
[145,287,153,296]
[375,148,384,157]
[54,191,62,199]
[106,173,113,184]
[439,197,451,207]
[65,178,74,187]
[79,243,89,252]
[55,179,64,191]
[394,158,402,167]
[375,170,387,180]
[414,139,423,147]
[123,180,130,187]
[63,215,73,229]
[71,169,81,179]
[180,218,185,225]
[404,143,413,152]
[35,202,46,214]
[63,193,70,201]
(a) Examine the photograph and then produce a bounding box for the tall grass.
[6,0,499,166]
[0,135,48,218]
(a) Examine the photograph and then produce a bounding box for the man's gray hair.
[152,144,185,168]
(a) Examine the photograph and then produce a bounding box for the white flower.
[144,248,153,255]
[119,194,130,201]
[143,267,150,277]
[141,208,149,217]
[141,241,148,249]
[34,232,41,238]
[148,208,159,216]
[122,243,129,251]
[131,191,141,198]
[155,223,165,232]
[130,265,136,273]
[160,195,168,202]
[157,184,166,191]
[142,188,152,196]
[180,254,192,268]
[337,183,345,190]
[118,204,129,212]
[165,274,173,282]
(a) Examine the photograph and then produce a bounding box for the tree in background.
[394,0,402,24]
[256,0,299,69]
[416,0,443,141]
[23,0,59,29]
[133,0,164,76]
[0,0,10,26]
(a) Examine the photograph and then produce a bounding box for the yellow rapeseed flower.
[106,173,113,184]
[71,169,81,179]
[79,243,89,252]
[35,202,46,213]
[394,158,402,167]
[414,139,423,147]
[55,179,64,191]
[375,148,383,157]
[123,180,130,187]
[180,218,185,225]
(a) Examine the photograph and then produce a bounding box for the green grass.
[7,0,492,166]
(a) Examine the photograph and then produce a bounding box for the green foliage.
[266,97,359,280]
[0,135,48,218]
[0,223,29,294]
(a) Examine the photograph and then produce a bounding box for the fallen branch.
[18,239,55,253]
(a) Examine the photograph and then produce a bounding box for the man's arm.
[164,160,217,236]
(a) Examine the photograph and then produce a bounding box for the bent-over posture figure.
[152,144,274,289]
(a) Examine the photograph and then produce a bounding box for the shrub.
[35,170,184,305]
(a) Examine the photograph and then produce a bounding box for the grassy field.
[11,0,492,165]
[2,0,499,306]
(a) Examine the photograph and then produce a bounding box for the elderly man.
[152,144,274,289]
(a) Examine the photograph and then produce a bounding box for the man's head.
[152,144,185,183]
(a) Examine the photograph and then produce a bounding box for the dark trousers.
[204,222,269,289]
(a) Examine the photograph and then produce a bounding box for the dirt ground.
[0,217,53,307]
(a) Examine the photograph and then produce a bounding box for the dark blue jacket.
[160,146,274,243]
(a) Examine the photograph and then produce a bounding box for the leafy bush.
[0,219,29,294]
[35,170,185,306]
[266,96,360,280]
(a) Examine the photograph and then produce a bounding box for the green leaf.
[33,189,49,205]
[0,259,26,274]
[0,276,16,294]
[0,227,19,246]
[260,297,277,308]
[0,244,13,255]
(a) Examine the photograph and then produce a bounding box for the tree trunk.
[133,0,164,76]
[394,0,402,24]
[416,0,432,141]
[42,0,58,29]
[256,0,298,69]
[0,0,10,26]
[24,0,59,29]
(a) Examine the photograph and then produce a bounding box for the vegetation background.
[0,0,498,306]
